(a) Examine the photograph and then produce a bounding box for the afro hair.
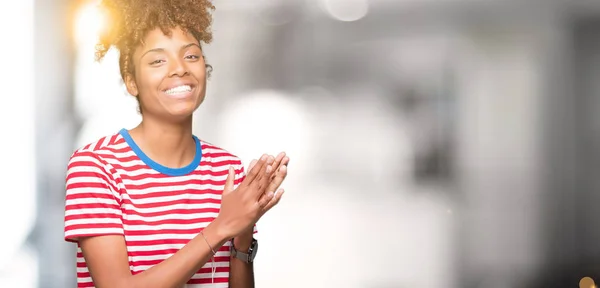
[95,0,215,81]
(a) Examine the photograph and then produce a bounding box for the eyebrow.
[139,43,201,60]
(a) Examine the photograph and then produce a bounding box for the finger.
[223,166,236,195]
[246,154,268,184]
[260,163,288,204]
[269,156,288,182]
[262,188,284,212]
[267,153,286,180]
[258,155,276,189]
[271,152,285,171]
[248,159,258,172]
[251,155,275,199]
[249,155,271,189]
[257,190,274,208]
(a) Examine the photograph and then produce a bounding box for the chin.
[165,99,203,119]
[166,104,197,117]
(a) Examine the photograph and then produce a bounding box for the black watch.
[230,238,258,263]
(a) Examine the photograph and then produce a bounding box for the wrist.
[205,218,231,244]
[233,227,253,251]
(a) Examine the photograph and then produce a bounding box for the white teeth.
[165,85,191,95]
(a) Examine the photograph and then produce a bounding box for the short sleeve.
[64,151,124,242]
[233,160,258,235]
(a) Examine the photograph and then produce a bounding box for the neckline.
[119,128,202,176]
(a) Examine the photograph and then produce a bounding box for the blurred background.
[1,0,600,287]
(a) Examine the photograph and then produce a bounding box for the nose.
[168,57,187,77]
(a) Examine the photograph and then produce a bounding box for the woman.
[63,0,289,287]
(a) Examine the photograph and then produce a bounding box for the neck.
[129,114,197,169]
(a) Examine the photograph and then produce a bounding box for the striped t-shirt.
[63,128,252,287]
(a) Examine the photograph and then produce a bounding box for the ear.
[124,74,139,97]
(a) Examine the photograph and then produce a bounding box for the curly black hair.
[95,0,215,81]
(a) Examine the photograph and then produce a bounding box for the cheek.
[137,68,166,94]
[189,63,207,81]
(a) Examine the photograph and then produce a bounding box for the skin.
[78,27,289,288]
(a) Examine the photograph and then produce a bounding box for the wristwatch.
[231,238,258,263]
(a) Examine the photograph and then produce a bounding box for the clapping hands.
[215,152,289,239]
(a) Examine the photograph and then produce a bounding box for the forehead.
[137,27,200,52]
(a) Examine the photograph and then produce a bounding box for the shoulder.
[67,131,125,176]
[199,139,244,167]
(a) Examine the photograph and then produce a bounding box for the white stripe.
[66,227,124,236]
[66,218,122,227]
[65,208,121,216]
[114,163,241,177]
[68,164,105,174]
[126,243,185,252]
[76,267,89,273]
[76,277,93,283]
[122,189,222,202]
[121,171,241,186]
[189,271,230,279]
[125,233,201,241]
[125,183,227,195]
[123,221,212,231]
[121,203,221,214]
[100,135,111,148]
[70,154,103,164]
[123,211,218,222]
[128,251,231,262]
[65,199,118,209]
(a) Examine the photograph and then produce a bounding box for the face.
[125,27,207,121]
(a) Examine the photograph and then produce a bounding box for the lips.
[162,84,196,99]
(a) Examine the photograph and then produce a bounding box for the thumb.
[223,166,236,194]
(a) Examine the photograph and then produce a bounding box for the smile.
[163,85,194,99]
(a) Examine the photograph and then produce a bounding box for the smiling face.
[125,27,207,122]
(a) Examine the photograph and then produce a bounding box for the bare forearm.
[229,229,255,288]
[119,221,228,288]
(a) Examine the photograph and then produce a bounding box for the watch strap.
[232,247,250,263]
[231,239,256,264]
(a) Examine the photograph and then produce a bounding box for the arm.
[229,153,289,288]
[229,228,255,288]
[80,221,229,288]
[229,161,255,288]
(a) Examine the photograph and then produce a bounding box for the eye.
[185,54,200,60]
[149,59,165,65]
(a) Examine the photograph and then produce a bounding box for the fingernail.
[261,154,267,161]
[267,192,274,199]
[266,165,272,173]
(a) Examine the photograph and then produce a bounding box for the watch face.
[249,240,258,261]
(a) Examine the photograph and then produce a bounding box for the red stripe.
[93,138,105,150]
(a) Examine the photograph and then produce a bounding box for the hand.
[232,152,290,246]
[214,154,285,239]
[247,152,289,219]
